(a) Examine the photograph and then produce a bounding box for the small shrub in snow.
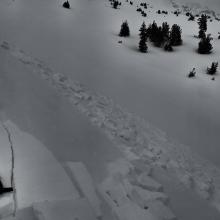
[198,34,213,54]
[63,1,70,9]
[170,24,182,46]
[139,22,148,53]
[119,21,130,37]
[164,41,173,52]
[207,62,218,75]
[188,68,196,78]
[188,14,195,21]
[113,0,120,9]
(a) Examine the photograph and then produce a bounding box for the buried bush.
[63,0,70,9]
[207,62,218,75]
[188,68,196,78]
[164,40,173,52]
[119,21,130,37]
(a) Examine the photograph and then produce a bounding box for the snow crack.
[2,124,17,216]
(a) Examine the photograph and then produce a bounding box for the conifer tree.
[63,0,70,9]
[154,27,164,47]
[149,21,159,43]
[139,22,148,53]
[119,21,130,37]
[198,14,207,38]
[161,22,170,41]
[198,29,206,39]
[198,34,213,54]
[170,24,182,46]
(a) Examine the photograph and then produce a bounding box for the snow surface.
[33,198,97,220]
[0,0,220,219]
[1,121,80,210]
[0,125,12,188]
[64,162,102,218]
[0,0,219,167]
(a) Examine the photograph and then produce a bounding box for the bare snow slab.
[147,201,177,220]
[2,121,80,209]
[114,202,158,220]
[132,186,169,207]
[99,177,158,220]
[3,206,37,220]
[33,198,96,220]
[0,194,14,219]
[64,161,102,218]
[0,125,12,187]
[135,173,163,192]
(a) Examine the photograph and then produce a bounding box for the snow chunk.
[0,194,14,219]
[135,173,163,192]
[99,177,158,220]
[133,186,169,207]
[148,201,177,220]
[33,198,96,220]
[64,161,102,218]
[3,121,80,209]
[0,125,12,187]
[114,202,158,220]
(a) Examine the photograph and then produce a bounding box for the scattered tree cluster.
[196,14,214,54]
[136,3,147,17]
[185,12,195,21]
[173,10,181,16]
[146,21,182,50]
[140,2,147,9]
[188,63,218,79]
[157,10,168,15]
[109,0,121,9]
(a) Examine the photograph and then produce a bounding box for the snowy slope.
[0,0,220,219]
[0,0,219,167]
[0,121,80,210]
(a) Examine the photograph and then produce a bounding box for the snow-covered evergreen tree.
[198,34,213,54]
[170,24,182,46]
[139,22,148,53]
[119,21,130,37]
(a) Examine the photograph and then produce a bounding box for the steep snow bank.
[1,121,80,210]
[2,41,220,216]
